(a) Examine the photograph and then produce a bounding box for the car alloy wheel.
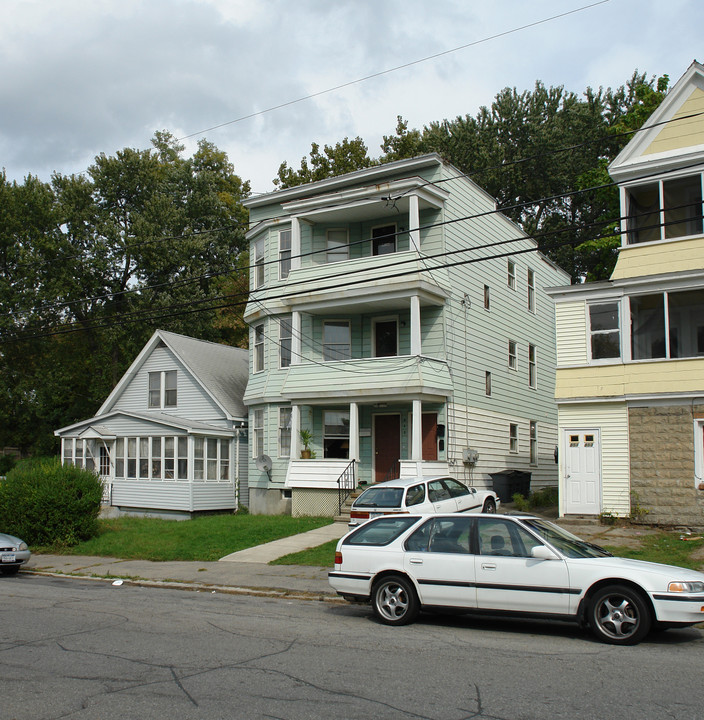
[589,584,651,645]
[482,498,496,513]
[372,575,419,626]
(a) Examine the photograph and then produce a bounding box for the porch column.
[349,401,359,462]
[408,194,420,252]
[410,294,422,356]
[291,404,301,458]
[292,310,302,365]
[411,399,423,461]
[291,216,301,271]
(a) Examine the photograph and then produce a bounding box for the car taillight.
[350,511,369,519]
[334,551,343,565]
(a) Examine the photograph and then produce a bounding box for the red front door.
[374,414,400,483]
[422,413,438,461]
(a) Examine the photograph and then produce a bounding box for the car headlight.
[668,581,704,593]
[18,542,28,551]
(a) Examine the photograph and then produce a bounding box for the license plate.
[1,553,16,563]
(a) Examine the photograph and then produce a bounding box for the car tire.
[372,575,419,626]
[482,498,496,513]
[588,584,651,645]
[0,566,20,576]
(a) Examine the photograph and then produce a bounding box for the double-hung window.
[279,315,292,368]
[279,229,291,279]
[508,340,517,370]
[528,344,537,388]
[323,320,351,361]
[324,410,349,459]
[527,269,535,313]
[326,229,349,263]
[589,303,621,360]
[254,324,264,372]
[254,239,265,288]
[279,407,292,457]
[530,421,538,466]
[253,408,264,458]
[509,423,518,453]
[148,370,177,408]
[508,260,516,290]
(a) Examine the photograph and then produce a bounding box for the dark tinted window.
[354,486,404,508]
[405,484,426,507]
[443,478,469,498]
[344,516,419,546]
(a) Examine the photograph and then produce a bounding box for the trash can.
[489,470,531,504]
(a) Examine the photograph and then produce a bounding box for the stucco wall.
[629,405,704,527]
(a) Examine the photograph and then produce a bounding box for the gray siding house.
[243,154,570,516]
[55,330,248,515]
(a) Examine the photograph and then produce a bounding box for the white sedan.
[348,476,499,529]
[328,513,704,645]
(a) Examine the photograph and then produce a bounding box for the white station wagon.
[328,513,704,645]
[348,476,499,529]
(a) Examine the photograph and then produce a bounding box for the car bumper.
[650,592,704,624]
[329,570,373,598]
[1,551,30,567]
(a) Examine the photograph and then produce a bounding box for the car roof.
[363,476,452,489]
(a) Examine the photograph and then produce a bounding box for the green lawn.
[603,533,704,571]
[45,514,333,562]
[270,538,339,567]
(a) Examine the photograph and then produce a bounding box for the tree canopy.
[0,133,249,454]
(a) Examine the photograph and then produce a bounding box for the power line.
[177,1,610,142]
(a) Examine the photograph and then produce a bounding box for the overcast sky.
[1,0,701,195]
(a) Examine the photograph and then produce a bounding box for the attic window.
[149,370,177,409]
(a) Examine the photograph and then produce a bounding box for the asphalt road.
[3,573,704,720]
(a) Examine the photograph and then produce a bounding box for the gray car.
[0,532,31,575]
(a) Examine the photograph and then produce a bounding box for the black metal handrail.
[337,459,357,515]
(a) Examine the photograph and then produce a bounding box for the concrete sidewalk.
[23,517,676,601]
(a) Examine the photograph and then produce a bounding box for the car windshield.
[521,518,612,559]
[354,486,404,508]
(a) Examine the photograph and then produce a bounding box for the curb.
[25,568,345,604]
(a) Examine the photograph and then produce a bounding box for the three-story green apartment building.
[243,154,569,516]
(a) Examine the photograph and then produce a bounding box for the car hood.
[569,555,704,582]
[0,532,25,545]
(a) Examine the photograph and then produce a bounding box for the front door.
[563,429,601,514]
[374,414,400,483]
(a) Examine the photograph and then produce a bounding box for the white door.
[563,429,601,514]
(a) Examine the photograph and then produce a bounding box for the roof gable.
[609,61,704,181]
[99,330,248,419]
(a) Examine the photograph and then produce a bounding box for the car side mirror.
[531,545,559,561]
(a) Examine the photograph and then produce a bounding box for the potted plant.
[300,429,313,459]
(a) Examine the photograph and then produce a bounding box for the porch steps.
[334,487,365,523]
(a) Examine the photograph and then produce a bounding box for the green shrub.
[512,486,559,511]
[0,457,103,547]
[0,454,17,475]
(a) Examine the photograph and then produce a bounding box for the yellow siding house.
[548,61,704,526]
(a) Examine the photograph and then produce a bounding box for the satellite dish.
[255,454,273,479]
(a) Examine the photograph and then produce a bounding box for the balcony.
[280,355,453,403]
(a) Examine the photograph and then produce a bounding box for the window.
[254,238,264,288]
[477,517,543,558]
[509,423,518,453]
[279,407,292,458]
[139,438,149,478]
[148,371,177,408]
[589,303,621,360]
[253,408,264,458]
[279,315,292,368]
[527,268,535,312]
[115,438,124,477]
[127,438,136,478]
[151,437,161,478]
[485,371,492,396]
[207,438,217,480]
[508,340,517,370]
[194,437,204,480]
[323,320,351,361]
[178,437,188,479]
[164,437,175,479]
[405,483,426,507]
[373,319,397,357]
[483,285,490,310]
[324,410,349,459]
[279,229,291,279]
[528,344,536,388]
[326,229,349,263]
[219,439,230,481]
[508,260,516,290]
[371,224,396,256]
[627,174,703,244]
[406,516,472,554]
[530,421,538,466]
[254,324,264,372]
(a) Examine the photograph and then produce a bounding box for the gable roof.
[99,330,248,420]
[609,61,704,182]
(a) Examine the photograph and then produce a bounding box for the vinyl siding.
[555,301,588,366]
[558,402,630,516]
[610,236,704,280]
[642,87,704,155]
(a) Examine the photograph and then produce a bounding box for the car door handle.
[481,563,497,570]
[409,558,423,565]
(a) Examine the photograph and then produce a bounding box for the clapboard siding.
[555,302,588,366]
[114,346,223,423]
[558,402,630,516]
